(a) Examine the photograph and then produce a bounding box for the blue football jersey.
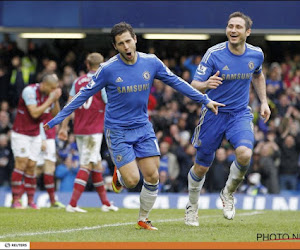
[194,41,264,112]
[47,52,211,129]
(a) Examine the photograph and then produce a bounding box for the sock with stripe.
[188,166,206,205]
[92,170,110,206]
[224,160,249,194]
[69,168,90,207]
[138,179,159,221]
[11,169,24,203]
[24,174,37,205]
[44,173,56,204]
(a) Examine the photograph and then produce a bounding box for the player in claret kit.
[45,22,224,230]
[185,12,271,226]
[38,113,65,208]
[11,73,61,209]
[58,52,118,213]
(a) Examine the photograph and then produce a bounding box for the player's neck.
[119,52,138,65]
[228,42,246,55]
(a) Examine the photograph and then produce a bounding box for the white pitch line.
[0,211,263,239]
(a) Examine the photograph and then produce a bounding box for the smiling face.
[226,17,251,47]
[113,31,137,65]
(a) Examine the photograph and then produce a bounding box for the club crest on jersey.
[197,65,207,75]
[143,71,150,80]
[248,61,254,70]
[87,80,96,89]
[116,155,123,162]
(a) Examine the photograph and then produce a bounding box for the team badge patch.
[248,61,254,70]
[116,155,123,162]
[197,64,207,75]
[143,71,150,80]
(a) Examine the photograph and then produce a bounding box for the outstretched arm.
[44,80,101,130]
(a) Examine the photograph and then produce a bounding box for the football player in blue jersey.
[185,12,271,226]
[44,22,224,230]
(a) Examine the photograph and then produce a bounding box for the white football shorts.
[11,131,42,162]
[76,133,103,166]
[37,138,56,166]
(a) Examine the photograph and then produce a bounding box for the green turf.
[0,208,299,242]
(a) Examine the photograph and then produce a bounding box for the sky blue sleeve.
[101,88,108,104]
[22,87,37,105]
[69,81,76,97]
[47,67,106,128]
[154,56,211,105]
[39,122,46,140]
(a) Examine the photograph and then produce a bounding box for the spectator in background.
[0,65,10,103]
[0,134,13,187]
[278,134,300,191]
[240,172,268,195]
[0,111,12,135]
[266,62,284,100]
[254,132,280,194]
[205,148,230,193]
[8,55,34,108]
[159,141,180,192]
[184,55,202,80]
[36,60,57,82]
[55,155,79,192]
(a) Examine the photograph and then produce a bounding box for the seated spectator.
[0,134,13,187]
[205,147,230,193]
[278,134,300,191]
[55,155,79,192]
[159,140,180,191]
[240,173,268,195]
[254,135,280,194]
[158,170,172,193]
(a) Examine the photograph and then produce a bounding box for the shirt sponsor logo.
[221,73,253,80]
[117,83,150,93]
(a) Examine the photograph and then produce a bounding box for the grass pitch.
[0,208,299,242]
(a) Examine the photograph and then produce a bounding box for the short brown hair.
[228,11,253,30]
[110,22,135,44]
[86,53,104,68]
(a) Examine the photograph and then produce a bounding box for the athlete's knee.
[124,175,140,188]
[81,164,93,172]
[236,146,252,166]
[193,163,210,177]
[144,170,159,184]
[15,157,30,171]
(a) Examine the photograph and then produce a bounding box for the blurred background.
[0,1,299,205]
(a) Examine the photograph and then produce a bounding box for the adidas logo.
[116,77,123,82]
[222,65,229,70]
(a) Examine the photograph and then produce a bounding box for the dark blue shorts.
[192,107,254,167]
[105,122,160,168]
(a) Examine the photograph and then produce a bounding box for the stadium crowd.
[0,34,299,196]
